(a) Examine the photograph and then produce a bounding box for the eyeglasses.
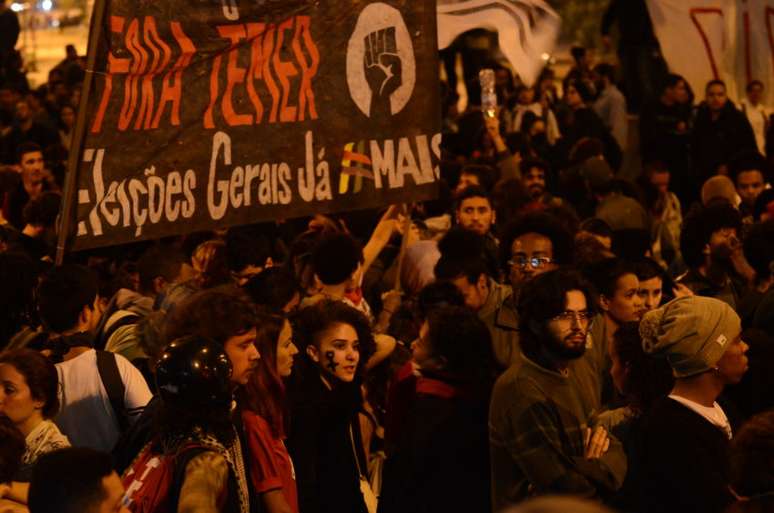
[551,310,593,325]
[508,256,555,270]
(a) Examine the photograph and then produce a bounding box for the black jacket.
[286,361,368,513]
[691,102,757,181]
[640,397,734,513]
[639,101,691,175]
[378,374,491,513]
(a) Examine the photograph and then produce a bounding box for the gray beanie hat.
[639,296,741,378]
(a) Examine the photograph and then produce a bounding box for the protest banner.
[646,0,774,106]
[57,0,442,257]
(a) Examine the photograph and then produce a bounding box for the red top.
[242,410,299,513]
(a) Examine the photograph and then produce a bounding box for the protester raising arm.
[362,205,403,276]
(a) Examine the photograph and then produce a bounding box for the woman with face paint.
[286,300,376,513]
[241,311,300,513]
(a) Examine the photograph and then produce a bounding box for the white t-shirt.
[669,394,732,439]
[55,349,152,452]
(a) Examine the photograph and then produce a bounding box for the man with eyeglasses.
[501,213,575,291]
[489,269,626,509]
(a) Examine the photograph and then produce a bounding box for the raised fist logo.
[347,3,416,118]
[364,27,403,104]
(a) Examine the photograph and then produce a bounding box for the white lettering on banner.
[221,0,239,20]
[77,130,440,241]
[78,150,196,238]
[371,133,442,189]
[298,130,332,202]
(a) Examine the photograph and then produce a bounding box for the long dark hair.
[292,300,376,378]
[613,322,674,415]
[243,311,288,438]
[0,349,60,419]
[424,306,497,393]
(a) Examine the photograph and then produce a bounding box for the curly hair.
[517,269,596,361]
[292,300,376,376]
[500,212,575,273]
[164,286,258,346]
[680,202,742,268]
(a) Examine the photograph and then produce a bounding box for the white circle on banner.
[346,3,416,117]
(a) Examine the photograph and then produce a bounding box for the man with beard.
[455,185,496,238]
[454,186,500,281]
[521,159,564,211]
[489,269,627,509]
[677,202,746,310]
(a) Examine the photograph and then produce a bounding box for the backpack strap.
[96,350,129,432]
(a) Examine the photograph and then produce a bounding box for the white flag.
[646,0,774,107]
[437,0,561,85]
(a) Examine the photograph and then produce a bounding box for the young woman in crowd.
[378,305,496,513]
[0,349,69,481]
[242,311,300,513]
[286,300,376,513]
[607,322,674,511]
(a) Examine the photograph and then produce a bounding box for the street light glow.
[10,2,23,12]
[41,0,53,11]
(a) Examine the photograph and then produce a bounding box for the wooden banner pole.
[55,0,108,266]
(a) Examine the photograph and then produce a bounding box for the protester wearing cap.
[638,296,749,513]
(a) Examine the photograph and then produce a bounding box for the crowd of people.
[2,1,774,512]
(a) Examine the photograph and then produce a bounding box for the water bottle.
[479,68,497,118]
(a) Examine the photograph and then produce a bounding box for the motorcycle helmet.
[155,335,233,411]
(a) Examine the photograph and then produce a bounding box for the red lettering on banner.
[137,17,172,130]
[206,16,320,128]
[274,18,298,122]
[91,16,197,134]
[245,23,266,123]
[261,24,280,123]
[118,18,148,131]
[293,16,319,122]
[91,16,131,133]
[204,54,223,129]
[218,25,254,126]
[689,8,724,80]
[152,22,196,129]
